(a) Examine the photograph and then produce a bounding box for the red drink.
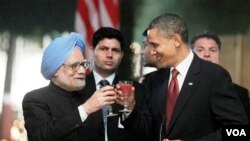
[119,80,133,113]
[120,84,132,94]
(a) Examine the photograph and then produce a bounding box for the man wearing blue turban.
[41,32,86,80]
[22,32,118,141]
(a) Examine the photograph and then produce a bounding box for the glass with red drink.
[119,80,133,112]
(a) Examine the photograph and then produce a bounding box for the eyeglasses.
[63,59,91,71]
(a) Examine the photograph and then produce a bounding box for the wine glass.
[104,86,118,117]
[99,80,118,117]
[106,85,118,117]
[119,80,133,113]
[106,105,117,117]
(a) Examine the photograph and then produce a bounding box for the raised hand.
[115,83,136,111]
[83,86,116,115]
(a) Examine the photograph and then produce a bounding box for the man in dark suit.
[190,31,250,121]
[22,33,117,141]
[81,27,144,141]
[117,13,248,141]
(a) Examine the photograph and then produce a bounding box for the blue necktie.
[99,80,110,141]
[99,80,110,88]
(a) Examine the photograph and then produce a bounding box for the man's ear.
[84,46,94,60]
[121,51,124,59]
[173,34,182,47]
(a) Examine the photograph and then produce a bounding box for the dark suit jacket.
[22,82,104,141]
[81,72,145,141]
[123,54,248,141]
[234,84,250,122]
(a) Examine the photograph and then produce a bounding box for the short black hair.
[148,13,189,43]
[190,31,221,50]
[92,27,125,51]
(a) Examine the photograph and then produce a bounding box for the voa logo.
[226,129,246,136]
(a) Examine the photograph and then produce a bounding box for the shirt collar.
[172,49,194,77]
[93,70,116,86]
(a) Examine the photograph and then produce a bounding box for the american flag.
[75,0,120,47]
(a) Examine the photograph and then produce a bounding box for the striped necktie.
[166,68,179,129]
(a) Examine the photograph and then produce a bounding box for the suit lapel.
[154,69,171,117]
[113,75,119,85]
[167,55,201,131]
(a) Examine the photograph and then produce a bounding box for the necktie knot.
[99,80,110,87]
[171,68,179,79]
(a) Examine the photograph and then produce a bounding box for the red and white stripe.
[75,0,120,47]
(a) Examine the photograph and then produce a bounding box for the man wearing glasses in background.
[22,32,117,141]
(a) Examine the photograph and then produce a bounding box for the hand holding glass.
[100,85,118,117]
[119,81,133,113]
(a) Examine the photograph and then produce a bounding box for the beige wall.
[220,34,250,91]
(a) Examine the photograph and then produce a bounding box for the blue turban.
[41,32,85,80]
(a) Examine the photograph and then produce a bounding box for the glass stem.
[124,94,128,109]
[108,106,113,114]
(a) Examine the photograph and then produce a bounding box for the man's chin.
[74,81,86,90]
